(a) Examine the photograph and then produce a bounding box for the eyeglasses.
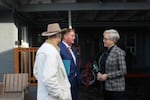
[103,38,110,41]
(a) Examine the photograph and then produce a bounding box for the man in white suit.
[33,23,72,100]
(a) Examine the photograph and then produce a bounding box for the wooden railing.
[14,46,81,86]
[14,47,150,87]
[14,47,38,86]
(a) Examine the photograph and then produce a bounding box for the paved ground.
[25,82,101,100]
[1,78,150,100]
[26,78,150,100]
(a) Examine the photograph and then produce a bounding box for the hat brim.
[41,28,68,36]
[41,32,59,36]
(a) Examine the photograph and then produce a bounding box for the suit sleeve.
[42,53,65,99]
[107,50,127,79]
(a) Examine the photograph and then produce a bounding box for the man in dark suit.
[59,28,81,100]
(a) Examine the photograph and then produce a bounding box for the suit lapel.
[106,45,116,65]
[62,42,77,63]
[60,42,78,66]
[62,42,73,59]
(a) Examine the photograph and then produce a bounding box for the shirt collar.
[62,41,71,48]
[107,45,115,53]
[46,39,60,51]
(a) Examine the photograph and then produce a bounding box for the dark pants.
[70,77,79,100]
[104,91,125,100]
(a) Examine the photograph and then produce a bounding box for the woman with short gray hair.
[103,29,120,43]
[97,29,127,100]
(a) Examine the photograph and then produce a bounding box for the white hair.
[103,29,120,43]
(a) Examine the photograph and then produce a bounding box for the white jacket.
[33,43,72,100]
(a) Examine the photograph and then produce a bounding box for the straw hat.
[41,23,62,36]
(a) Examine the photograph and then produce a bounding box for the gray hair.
[103,29,120,43]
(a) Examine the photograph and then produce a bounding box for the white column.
[68,10,72,29]
[0,23,18,80]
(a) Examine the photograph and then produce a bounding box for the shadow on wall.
[0,49,14,81]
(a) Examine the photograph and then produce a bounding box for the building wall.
[134,32,150,68]
[145,32,150,67]
[0,23,18,81]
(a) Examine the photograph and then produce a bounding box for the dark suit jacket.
[59,42,81,85]
[99,45,127,91]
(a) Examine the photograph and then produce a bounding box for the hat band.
[47,30,61,33]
